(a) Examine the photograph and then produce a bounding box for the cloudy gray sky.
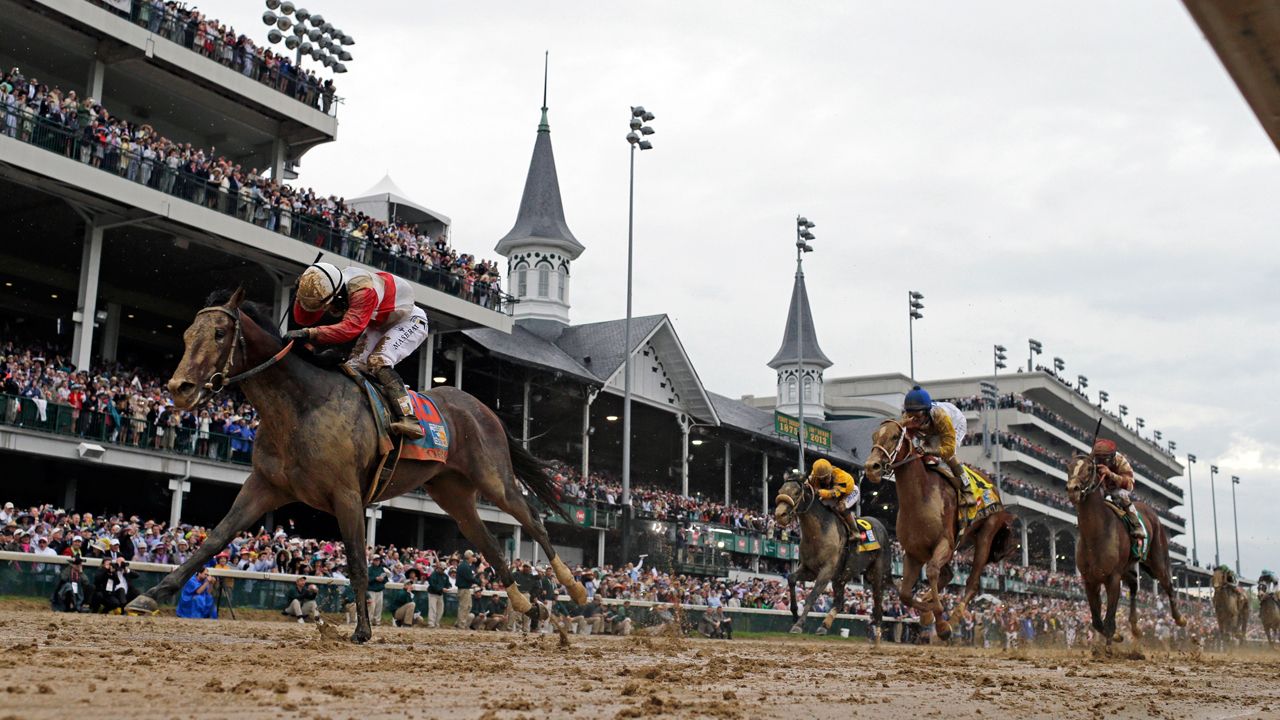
[202,0,1279,576]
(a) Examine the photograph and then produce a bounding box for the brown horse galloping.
[1260,594,1279,650]
[1066,454,1184,645]
[1211,567,1250,649]
[124,289,588,641]
[863,419,1016,641]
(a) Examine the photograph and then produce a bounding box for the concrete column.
[262,511,274,533]
[454,346,463,389]
[87,59,105,101]
[365,505,382,548]
[522,378,531,450]
[581,390,595,480]
[101,302,121,362]
[271,275,291,329]
[63,477,77,510]
[513,525,523,560]
[416,334,434,393]
[724,442,732,506]
[168,477,190,529]
[761,454,769,514]
[1049,530,1058,573]
[598,529,606,568]
[680,421,690,497]
[1021,521,1029,567]
[271,138,286,182]
[415,515,426,550]
[72,224,104,372]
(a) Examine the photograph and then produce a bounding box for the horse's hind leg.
[871,553,886,646]
[1148,558,1186,628]
[1123,566,1143,640]
[426,475,540,622]
[482,466,588,605]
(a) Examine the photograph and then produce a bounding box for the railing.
[2,114,514,315]
[87,0,341,116]
[0,393,251,466]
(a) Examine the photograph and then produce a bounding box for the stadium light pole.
[1028,338,1042,373]
[1186,453,1199,567]
[908,292,924,381]
[1209,464,1221,568]
[993,345,1007,493]
[1098,390,1109,410]
[795,216,816,474]
[621,105,655,563]
[1231,476,1241,576]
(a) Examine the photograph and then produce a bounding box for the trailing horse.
[1211,567,1250,649]
[863,419,1015,641]
[774,475,888,642]
[1260,594,1280,650]
[1066,454,1184,645]
[123,289,589,641]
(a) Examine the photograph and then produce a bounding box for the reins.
[775,482,816,518]
[870,420,918,473]
[194,305,294,404]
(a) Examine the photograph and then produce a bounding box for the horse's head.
[773,471,810,525]
[1065,452,1098,505]
[863,419,906,484]
[167,287,246,411]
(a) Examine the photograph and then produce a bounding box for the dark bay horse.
[1066,454,1184,644]
[863,419,1015,641]
[123,289,588,641]
[774,475,887,642]
[1211,567,1250,648]
[1260,593,1279,650]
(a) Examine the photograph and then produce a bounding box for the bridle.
[869,419,918,478]
[775,481,815,519]
[1067,454,1101,500]
[189,305,294,407]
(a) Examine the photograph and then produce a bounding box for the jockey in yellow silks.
[901,385,977,508]
[809,459,859,535]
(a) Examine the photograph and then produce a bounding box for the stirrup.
[390,419,425,439]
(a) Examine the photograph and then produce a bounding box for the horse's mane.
[204,289,281,341]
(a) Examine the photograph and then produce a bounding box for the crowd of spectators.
[2,338,259,463]
[546,460,800,542]
[88,0,337,112]
[961,428,1069,471]
[0,69,506,311]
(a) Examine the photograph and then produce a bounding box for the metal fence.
[1,114,515,315]
[87,0,341,116]
[1,393,252,466]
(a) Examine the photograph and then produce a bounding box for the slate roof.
[827,418,887,464]
[768,273,833,369]
[707,392,860,467]
[494,111,584,259]
[555,315,666,383]
[462,325,596,383]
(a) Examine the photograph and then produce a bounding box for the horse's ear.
[227,286,246,311]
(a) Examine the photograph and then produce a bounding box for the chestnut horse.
[774,474,888,641]
[863,419,1015,641]
[124,289,588,641]
[1066,454,1184,644]
[1260,593,1279,650]
[1211,567,1250,648]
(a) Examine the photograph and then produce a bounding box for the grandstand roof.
[556,315,666,383]
[768,272,832,369]
[708,392,860,466]
[494,109,584,260]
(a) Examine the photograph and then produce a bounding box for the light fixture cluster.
[262,0,354,73]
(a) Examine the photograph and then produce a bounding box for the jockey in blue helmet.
[901,385,976,508]
[1258,569,1277,599]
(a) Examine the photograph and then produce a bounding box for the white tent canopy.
[347,174,451,228]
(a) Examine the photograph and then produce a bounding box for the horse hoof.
[936,621,952,640]
[919,612,935,627]
[1176,617,1187,628]
[349,631,370,644]
[815,627,828,636]
[1131,626,1144,640]
[1111,633,1125,644]
[789,626,803,634]
[124,596,159,616]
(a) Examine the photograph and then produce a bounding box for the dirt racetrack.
[2,603,1279,720]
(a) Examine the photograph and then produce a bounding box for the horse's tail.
[988,512,1018,564]
[505,431,572,522]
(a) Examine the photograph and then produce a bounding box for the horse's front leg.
[788,564,815,633]
[126,472,286,614]
[1103,574,1124,644]
[333,487,372,643]
[924,540,957,641]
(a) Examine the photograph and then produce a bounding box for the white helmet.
[297,262,342,312]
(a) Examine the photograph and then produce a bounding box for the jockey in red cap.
[1091,439,1145,539]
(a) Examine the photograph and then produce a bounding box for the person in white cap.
[284,261,428,439]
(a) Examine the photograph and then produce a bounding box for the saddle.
[852,517,880,553]
[339,365,403,506]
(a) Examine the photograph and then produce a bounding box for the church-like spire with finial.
[769,272,833,418]
[495,52,584,335]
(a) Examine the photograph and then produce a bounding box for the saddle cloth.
[960,466,1003,523]
[854,517,881,553]
[340,366,450,463]
[1103,500,1150,562]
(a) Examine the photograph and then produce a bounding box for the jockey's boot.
[839,509,859,541]
[1113,492,1147,539]
[946,457,978,507]
[374,366,426,440]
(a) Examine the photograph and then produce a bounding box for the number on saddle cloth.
[854,518,880,552]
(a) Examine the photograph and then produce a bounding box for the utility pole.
[993,345,1007,495]
[1186,454,1199,567]
[908,292,924,380]
[795,216,816,473]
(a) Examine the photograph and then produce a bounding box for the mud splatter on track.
[1,606,1278,719]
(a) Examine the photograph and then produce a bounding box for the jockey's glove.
[283,329,312,343]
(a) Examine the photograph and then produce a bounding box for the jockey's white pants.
[349,306,429,372]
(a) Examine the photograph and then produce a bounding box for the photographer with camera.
[91,557,140,614]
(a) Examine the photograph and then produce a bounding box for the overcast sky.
[199,0,1279,577]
